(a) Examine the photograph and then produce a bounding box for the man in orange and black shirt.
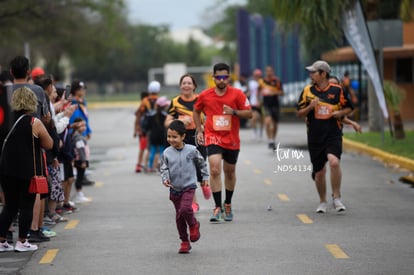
[258,65,283,150]
[297,60,353,214]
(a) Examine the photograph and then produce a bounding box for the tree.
[383,81,406,139]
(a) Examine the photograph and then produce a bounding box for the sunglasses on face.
[213,75,230,81]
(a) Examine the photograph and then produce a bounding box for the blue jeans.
[148,145,165,169]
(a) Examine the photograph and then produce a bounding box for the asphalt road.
[1,106,414,275]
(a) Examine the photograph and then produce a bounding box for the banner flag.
[342,1,389,119]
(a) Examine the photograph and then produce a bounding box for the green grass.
[344,130,414,160]
[86,93,140,102]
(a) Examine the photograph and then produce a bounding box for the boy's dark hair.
[213,63,230,74]
[10,56,30,79]
[73,117,84,130]
[168,120,186,136]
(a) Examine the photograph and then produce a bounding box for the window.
[395,58,413,83]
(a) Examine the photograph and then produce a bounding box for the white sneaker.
[15,240,38,252]
[73,192,91,204]
[0,241,14,252]
[333,198,346,212]
[316,202,328,213]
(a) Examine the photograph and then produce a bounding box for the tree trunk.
[393,112,405,139]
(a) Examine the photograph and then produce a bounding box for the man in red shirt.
[193,63,252,222]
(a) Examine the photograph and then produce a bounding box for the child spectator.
[160,120,209,254]
[71,118,91,204]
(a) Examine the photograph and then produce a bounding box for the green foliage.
[383,81,406,112]
[344,130,414,160]
[0,0,216,83]
[400,0,414,21]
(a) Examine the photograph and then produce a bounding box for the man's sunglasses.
[213,75,230,81]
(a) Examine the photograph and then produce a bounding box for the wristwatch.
[232,110,237,116]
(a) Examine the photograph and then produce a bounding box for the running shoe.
[209,207,223,222]
[316,202,328,213]
[0,241,13,252]
[333,198,346,212]
[43,215,56,226]
[73,192,91,204]
[189,221,200,242]
[56,206,73,215]
[40,228,57,238]
[201,185,211,200]
[28,229,50,242]
[178,241,191,254]
[14,240,38,252]
[223,203,233,221]
[63,203,79,213]
[135,164,142,173]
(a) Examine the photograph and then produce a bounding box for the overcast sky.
[124,0,247,30]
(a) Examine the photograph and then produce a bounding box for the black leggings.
[0,176,36,239]
[75,167,85,190]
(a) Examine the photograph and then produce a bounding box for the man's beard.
[217,82,227,90]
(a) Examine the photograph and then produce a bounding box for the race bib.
[212,115,232,131]
[314,104,333,119]
[178,115,195,129]
[262,88,272,96]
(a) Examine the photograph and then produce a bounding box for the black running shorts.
[206,144,239,165]
[308,136,342,174]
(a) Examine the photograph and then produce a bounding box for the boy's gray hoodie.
[160,144,209,192]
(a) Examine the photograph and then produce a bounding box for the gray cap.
[305,60,331,73]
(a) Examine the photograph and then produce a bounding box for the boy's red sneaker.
[178,241,191,254]
[201,185,211,200]
[189,220,200,242]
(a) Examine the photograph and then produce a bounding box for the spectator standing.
[193,62,252,222]
[10,59,53,243]
[55,85,78,213]
[297,60,353,213]
[160,120,209,254]
[0,87,53,252]
[71,118,91,204]
[70,80,94,186]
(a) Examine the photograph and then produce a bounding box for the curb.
[343,138,414,184]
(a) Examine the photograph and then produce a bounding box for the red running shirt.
[194,86,251,150]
